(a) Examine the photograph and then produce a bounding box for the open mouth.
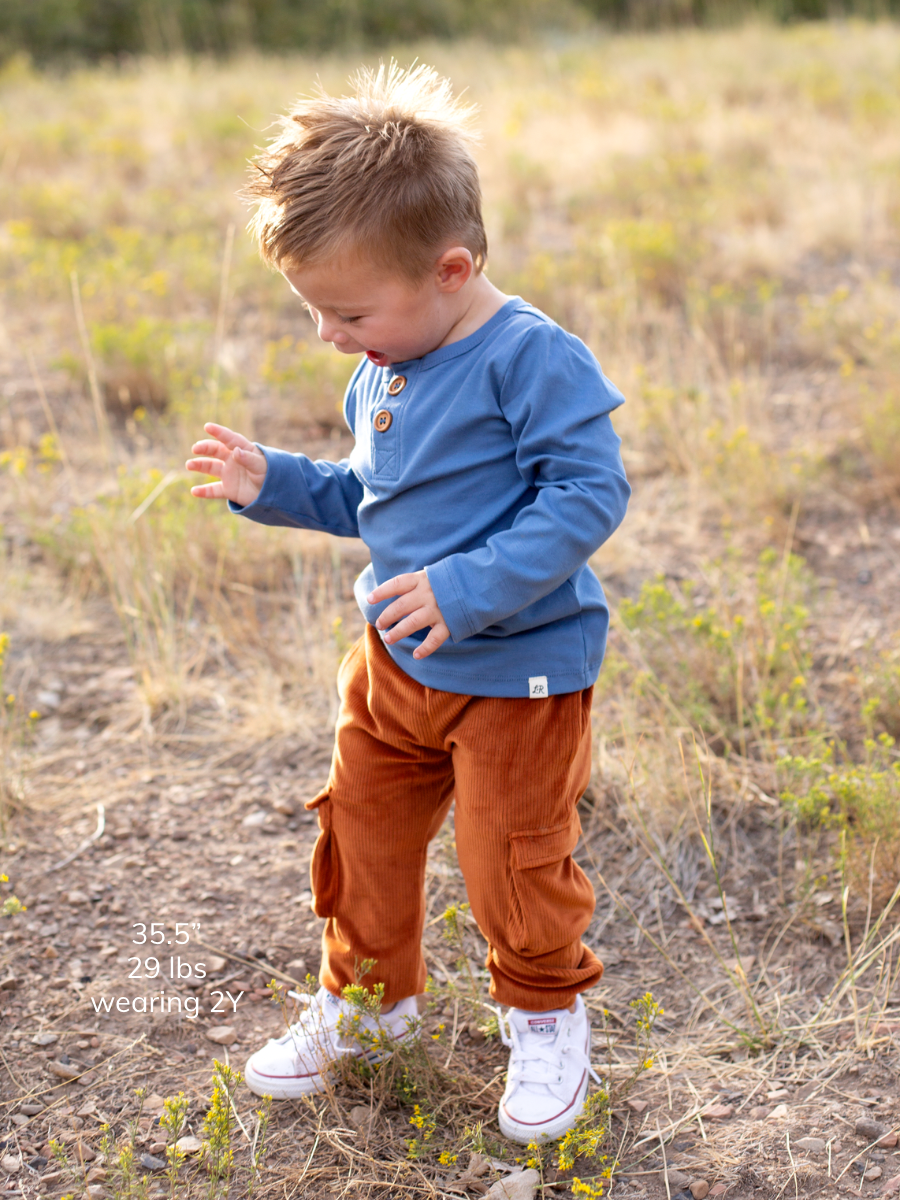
[366,350,390,367]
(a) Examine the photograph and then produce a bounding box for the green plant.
[202,1062,242,1198]
[0,873,24,917]
[0,632,41,832]
[440,902,491,1026]
[247,1094,272,1199]
[160,1091,189,1197]
[616,546,816,755]
[406,1103,438,1159]
[780,732,900,904]
[556,1091,614,1189]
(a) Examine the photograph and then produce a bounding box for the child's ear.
[434,247,473,293]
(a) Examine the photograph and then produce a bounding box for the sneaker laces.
[495,1006,601,1098]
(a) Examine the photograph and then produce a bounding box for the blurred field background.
[1,9,900,1197]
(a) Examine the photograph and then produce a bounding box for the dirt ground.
[2,456,900,1200]
[2,29,900,1196]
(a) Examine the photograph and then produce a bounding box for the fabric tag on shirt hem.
[528,676,549,699]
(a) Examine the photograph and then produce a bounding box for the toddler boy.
[187,63,630,1143]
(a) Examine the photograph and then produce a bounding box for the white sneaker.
[244,986,419,1099]
[497,995,600,1143]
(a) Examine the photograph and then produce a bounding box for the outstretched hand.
[186,423,268,508]
[368,570,450,660]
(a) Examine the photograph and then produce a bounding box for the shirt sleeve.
[424,324,630,642]
[228,446,363,538]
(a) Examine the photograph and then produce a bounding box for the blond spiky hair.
[246,63,487,280]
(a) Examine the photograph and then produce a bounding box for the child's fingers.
[190,481,226,499]
[382,606,440,645]
[412,624,450,660]
[375,592,420,631]
[367,573,418,603]
[185,456,223,476]
[203,422,255,451]
[190,439,231,460]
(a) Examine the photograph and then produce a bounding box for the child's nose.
[317,316,348,346]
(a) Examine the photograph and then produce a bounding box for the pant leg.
[307,626,461,1004]
[449,687,601,1011]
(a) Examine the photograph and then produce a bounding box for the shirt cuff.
[425,559,476,643]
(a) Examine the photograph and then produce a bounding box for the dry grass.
[1,19,900,1199]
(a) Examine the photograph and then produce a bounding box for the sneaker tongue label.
[527,1017,557,1035]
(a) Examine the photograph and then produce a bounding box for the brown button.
[373,409,393,433]
[387,375,407,396]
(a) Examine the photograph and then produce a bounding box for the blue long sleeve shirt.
[232,297,630,697]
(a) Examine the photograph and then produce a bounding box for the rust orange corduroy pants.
[306,625,602,1011]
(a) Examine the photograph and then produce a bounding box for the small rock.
[856,1117,888,1140]
[749,1105,771,1120]
[149,1141,166,1156]
[664,1170,692,1189]
[32,1031,58,1046]
[865,1167,883,1181]
[206,955,227,973]
[766,1088,789,1100]
[882,1173,900,1196]
[272,799,295,817]
[241,811,267,827]
[873,1021,900,1036]
[42,945,58,959]
[794,1137,827,1152]
[27,1155,48,1171]
[1,1153,21,1173]
[49,1060,80,1080]
[205,1025,237,1046]
[702,1104,733,1120]
[143,1093,167,1114]
[175,1136,203,1154]
[486,1168,541,1199]
[627,1098,649,1113]
[140,1153,166,1171]
[348,1106,374,1134]
[85,1186,106,1199]
[85,1166,108,1182]
[11,1113,29,1126]
[0,976,20,991]
[65,890,90,904]
[878,1133,899,1149]
[690,1182,710,1200]
[73,1142,96,1163]
[709,1187,727,1198]
[767,1104,790,1120]
[20,1102,45,1114]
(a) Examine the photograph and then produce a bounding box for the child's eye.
[338,315,360,324]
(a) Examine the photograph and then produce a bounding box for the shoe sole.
[244,1059,331,1099]
[498,1067,590,1143]
[244,1028,416,1100]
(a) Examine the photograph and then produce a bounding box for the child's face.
[283,256,452,367]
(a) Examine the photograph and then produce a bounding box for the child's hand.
[186,423,268,507]
[368,571,450,659]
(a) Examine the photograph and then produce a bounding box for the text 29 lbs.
[128,956,207,979]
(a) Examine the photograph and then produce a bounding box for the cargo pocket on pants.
[305,788,339,918]
[507,819,593,956]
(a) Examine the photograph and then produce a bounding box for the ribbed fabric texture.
[307,626,603,1011]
